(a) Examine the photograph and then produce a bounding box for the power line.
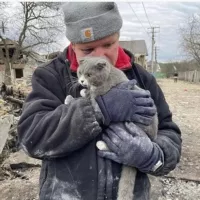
[128,2,151,39]
[141,2,163,65]
[142,2,152,28]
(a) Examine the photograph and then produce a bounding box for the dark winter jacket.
[17,47,182,200]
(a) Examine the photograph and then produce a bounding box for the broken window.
[15,69,23,78]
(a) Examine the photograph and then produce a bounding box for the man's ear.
[96,61,106,70]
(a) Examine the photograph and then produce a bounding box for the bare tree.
[0,2,64,85]
[180,14,200,68]
[0,2,12,84]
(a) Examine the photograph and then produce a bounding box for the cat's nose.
[81,80,84,83]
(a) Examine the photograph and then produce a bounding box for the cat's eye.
[86,73,91,77]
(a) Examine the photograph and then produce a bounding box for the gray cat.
[65,56,158,200]
[77,56,158,139]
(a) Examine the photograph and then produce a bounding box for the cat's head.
[77,56,112,88]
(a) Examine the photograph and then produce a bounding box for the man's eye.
[82,49,93,54]
[104,44,111,48]
[103,42,114,48]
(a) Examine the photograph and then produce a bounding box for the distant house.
[0,38,48,83]
[119,40,148,68]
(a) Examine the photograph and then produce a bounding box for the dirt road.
[0,78,200,200]
[158,78,200,181]
[150,78,200,200]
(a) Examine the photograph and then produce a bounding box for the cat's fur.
[77,56,158,139]
[67,56,158,200]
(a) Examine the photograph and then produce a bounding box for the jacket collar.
[66,44,132,72]
[58,46,146,90]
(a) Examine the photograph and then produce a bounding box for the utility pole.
[155,46,160,62]
[154,46,160,72]
[155,46,157,63]
[148,27,159,73]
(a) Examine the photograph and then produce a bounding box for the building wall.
[0,57,39,85]
[134,55,147,68]
[119,40,148,68]
[0,71,4,83]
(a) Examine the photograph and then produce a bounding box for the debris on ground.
[0,79,200,200]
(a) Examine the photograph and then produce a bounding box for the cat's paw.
[64,95,74,105]
[96,141,109,151]
[80,89,87,97]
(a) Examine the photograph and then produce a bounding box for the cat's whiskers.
[66,80,77,87]
[71,76,78,81]
[68,81,80,95]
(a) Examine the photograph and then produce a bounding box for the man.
[173,72,178,83]
[17,2,181,200]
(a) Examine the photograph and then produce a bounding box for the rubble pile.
[0,99,11,116]
[0,79,31,115]
[0,114,21,180]
[0,81,40,184]
[14,78,32,97]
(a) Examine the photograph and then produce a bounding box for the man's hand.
[98,122,163,173]
[96,80,156,126]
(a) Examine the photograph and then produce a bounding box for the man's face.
[72,33,119,66]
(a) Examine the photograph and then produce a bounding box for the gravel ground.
[150,78,200,200]
[0,78,200,200]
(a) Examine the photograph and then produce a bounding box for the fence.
[178,70,200,83]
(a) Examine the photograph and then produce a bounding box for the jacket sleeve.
[17,66,102,160]
[147,76,182,176]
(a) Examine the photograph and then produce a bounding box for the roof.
[27,51,48,63]
[0,38,19,47]
[119,40,148,56]
[0,38,48,64]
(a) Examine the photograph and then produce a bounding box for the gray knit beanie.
[62,2,123,43]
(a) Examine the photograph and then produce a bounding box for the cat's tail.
[96,140,136,200]
[117,166,136,200]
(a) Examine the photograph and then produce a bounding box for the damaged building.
[0,38,48,84]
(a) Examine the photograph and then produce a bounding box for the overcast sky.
[116,2,200,62]
[2,1,200,63]
[59,1,200,63]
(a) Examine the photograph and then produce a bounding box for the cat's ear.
[96,62,106,70]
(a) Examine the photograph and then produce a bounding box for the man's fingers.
[124,122,145,136]
[98,151,120,163]
[102,134,119,152]
[132,114,153,126]
[129,90,151,98]
[135,106,156,116]
[135,97,154,107]
[108,123,130,140]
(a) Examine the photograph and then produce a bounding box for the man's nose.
[91,47,105,57]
